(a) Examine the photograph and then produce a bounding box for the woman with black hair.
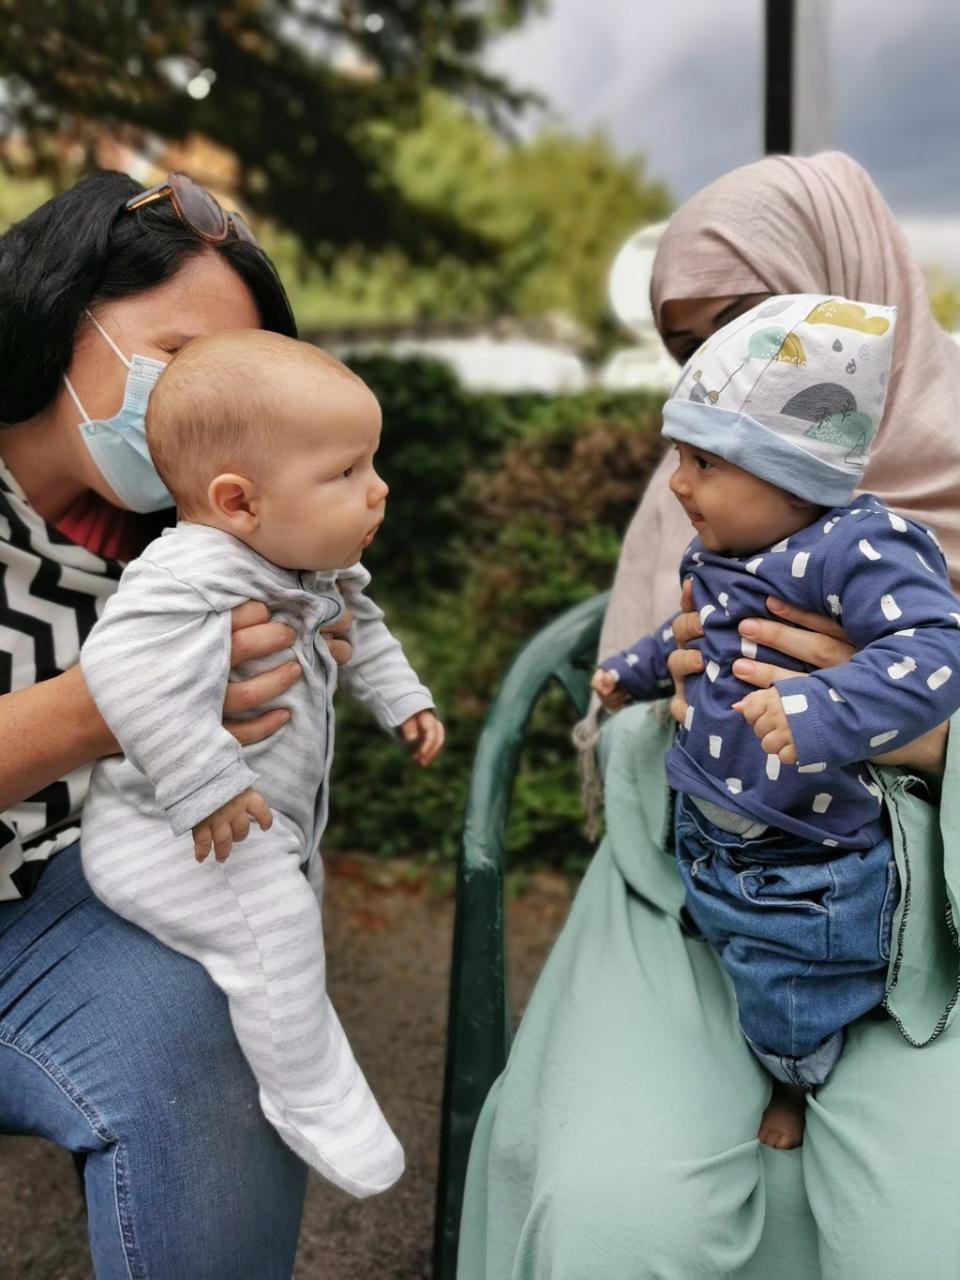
[0,171,349,1277]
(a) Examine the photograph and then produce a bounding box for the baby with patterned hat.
[593,294,960,1147]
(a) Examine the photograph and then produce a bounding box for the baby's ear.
[208,472,259,530]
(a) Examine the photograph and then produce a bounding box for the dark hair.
[0,169,297,425]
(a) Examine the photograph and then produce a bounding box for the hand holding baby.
[733,687,798,764]
[193,787,273,862]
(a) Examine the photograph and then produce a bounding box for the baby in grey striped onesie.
[80,331,444,1198]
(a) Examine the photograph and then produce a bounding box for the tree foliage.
[926,268,960,333]
[0,0,542,259]
[326,355,668,867]
[274,95,670,336]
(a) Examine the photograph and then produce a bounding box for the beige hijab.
[600,151,960,660]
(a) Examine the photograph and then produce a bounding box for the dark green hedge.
[327,354,667,869]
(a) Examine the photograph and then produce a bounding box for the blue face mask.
[64,311,173,513]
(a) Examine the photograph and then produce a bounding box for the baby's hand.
[399,710,445,766]
[733,688,798,764]
[193,787,273,863]
[591,667,630,712]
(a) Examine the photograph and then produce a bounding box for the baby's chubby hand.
[193,787,273,863]
[591,667,630,712]
[400,710,445,766]
[733,687,799,764]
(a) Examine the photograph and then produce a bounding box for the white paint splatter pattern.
[858,774,882,800]
[887,656,917,680]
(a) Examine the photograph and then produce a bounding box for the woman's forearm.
[873,720,948,792]
[0,666,116,812]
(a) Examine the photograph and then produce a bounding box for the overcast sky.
[486,0,960,267]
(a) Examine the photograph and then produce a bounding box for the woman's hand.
[224,603,354,745]
[224,603,301,745]
[667,579,705,725]
[670,592,949,779]
[318,606,354,667]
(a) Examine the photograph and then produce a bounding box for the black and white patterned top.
[0,458,123,899]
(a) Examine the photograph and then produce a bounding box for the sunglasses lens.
[229,211,259,247]
[171,173,227,240]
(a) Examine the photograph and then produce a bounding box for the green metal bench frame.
[432,591,609,1279]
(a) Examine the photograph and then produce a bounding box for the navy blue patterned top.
[602,495,960,850]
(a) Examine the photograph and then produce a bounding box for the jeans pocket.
[878,856,900,962]
[737,862,832,914]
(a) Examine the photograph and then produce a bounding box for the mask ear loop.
[63,309,133,425]
[83,308,133,369]
[63,374,93,426]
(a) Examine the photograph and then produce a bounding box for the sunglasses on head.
[125,172,258,246]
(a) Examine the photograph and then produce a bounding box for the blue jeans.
[0,843,307,1278]
[674,794,899,1086]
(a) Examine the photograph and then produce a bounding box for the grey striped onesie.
[80,521,434,1197]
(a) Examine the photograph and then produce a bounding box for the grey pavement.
[0,856,571,1279]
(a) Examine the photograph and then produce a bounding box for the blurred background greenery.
[3,1,959,868]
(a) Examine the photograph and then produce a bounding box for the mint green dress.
[458,705,960,1278]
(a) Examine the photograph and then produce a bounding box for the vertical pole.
[792,0,832,154]
[765,0,795,153]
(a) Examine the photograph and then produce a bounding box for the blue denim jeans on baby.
[673,792,899,1087]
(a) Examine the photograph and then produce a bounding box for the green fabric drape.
[458,705,960,1279]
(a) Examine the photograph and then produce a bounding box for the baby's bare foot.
[758,1082,806,1149]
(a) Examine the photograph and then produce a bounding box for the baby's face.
[668,442,815,555]
[251,373,388,572]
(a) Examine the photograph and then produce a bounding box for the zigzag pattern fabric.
[0,459,121,900]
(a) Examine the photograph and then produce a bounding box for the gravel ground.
[0,855,572,1279]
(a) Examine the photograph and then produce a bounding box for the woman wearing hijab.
[458,152,960,1279]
